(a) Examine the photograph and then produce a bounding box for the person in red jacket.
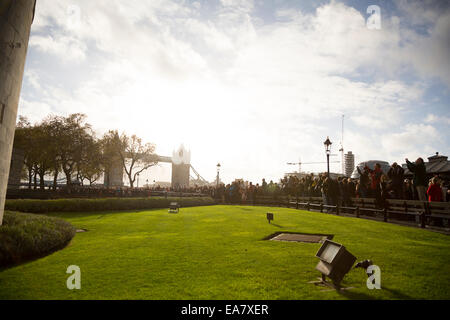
[427,177,442,202]
[366,163,383,207]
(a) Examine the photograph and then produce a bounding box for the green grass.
[0,205,449,300]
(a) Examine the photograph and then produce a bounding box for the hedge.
[4,196,216,214]
[0,211,76,269]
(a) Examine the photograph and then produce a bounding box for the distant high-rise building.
[344,151,355,177]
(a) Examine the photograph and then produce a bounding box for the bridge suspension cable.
[189,165,209,185]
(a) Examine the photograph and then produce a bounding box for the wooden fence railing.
[248,196,450,229]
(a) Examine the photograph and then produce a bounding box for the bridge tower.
[171,145,191,188]
[0,0,36,225]
[104,157,124,187]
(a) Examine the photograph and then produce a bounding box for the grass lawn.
[0,205,449,300]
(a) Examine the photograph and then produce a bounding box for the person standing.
[320,175,329,209]
[367,163,383,207]
[388,162,404,199]
[404,179,414,200]
[441,181,449,202]
[406,158,428,201]
[380,174,390,208]
[357,165,370,198]
[347,178,356,201]
[427,177,442,202]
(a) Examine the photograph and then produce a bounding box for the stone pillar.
[104,159,124,188]
[171,145,191,189]
[0,0,35,225]
[171,163,190,188]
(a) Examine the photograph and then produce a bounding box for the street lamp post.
[216,163,221,188]
[324,137,332,178]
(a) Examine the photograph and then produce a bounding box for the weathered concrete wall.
[0,0,35,225]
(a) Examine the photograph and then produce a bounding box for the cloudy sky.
[19,0,450,184]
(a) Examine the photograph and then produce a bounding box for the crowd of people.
[9,184,217,200]
[214,158,450,207]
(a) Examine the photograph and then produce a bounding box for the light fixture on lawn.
[312,239,356,290]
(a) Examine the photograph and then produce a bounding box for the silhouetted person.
[388,162,404,199]
[357,165,370,198]
[406,158,427,201]
[366,163,383,207]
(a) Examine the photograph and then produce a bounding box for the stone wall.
[0,0,35,225]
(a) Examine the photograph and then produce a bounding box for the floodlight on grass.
[266,212,274,224]
[314,239,356,289]
[169,202,180,213]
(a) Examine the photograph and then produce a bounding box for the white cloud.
[381,124,442,160]
[30,35,87,62]
[425,114,450,125]
[24,70,41,90]
[220,0,254,12]
[19,98,53,123]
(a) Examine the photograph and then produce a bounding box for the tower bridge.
[105,145,208,188]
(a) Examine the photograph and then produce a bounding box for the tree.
[77,138,103,186]
[44,114,93,189]
[116,133,158,189]
[14,117,61,190]
[13,114,157,190]
[32,123,55,189]
[14,116,35,189]
[100,130,123,188]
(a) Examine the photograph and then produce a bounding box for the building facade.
[351,160,391,179]
[344,151,355,177]
[0,0,36,225]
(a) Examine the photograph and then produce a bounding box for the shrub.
[4,197,216,214]
[0,211,76,269]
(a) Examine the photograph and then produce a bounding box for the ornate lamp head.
[324,137,332,153]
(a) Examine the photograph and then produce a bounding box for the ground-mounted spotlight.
[169,202,180,213]
[313,239,356,289]
[266,212,274,224]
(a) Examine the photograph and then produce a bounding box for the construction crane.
[287,159,340,173]
[339,114,345,175]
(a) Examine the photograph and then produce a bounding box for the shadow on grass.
[0,237,74,273]
[337,286,414,300]
[381,286,415,299]
[261,231,334,241]
[337,289,376,300]
[47,209,162,219]
[269,223,284,228]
